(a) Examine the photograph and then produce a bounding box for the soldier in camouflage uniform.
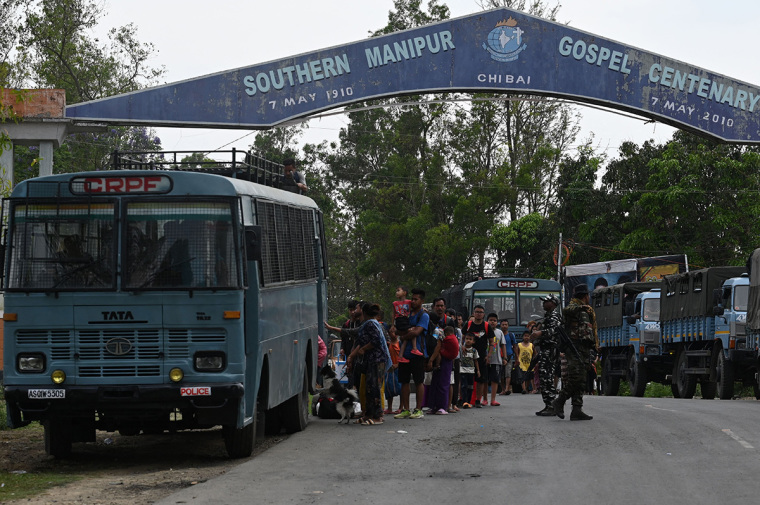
[531,294,561,416]
[552,284,598,421]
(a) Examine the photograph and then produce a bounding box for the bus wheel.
[675,351,697,399]
[44,419,72,459]
[282,368,309,433]
[601,357,620,396]
[222,422,254,459]
[716,352,735,400]
[628,354,648,397]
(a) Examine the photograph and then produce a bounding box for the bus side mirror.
[245,226,262,263]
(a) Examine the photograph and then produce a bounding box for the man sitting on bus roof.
[282,158,308,194]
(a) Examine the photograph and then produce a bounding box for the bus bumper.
[3,383,244,429]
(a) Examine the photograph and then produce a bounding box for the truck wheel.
[670,383,681,398]
[44,419,73,459]
[628,354,648,397]
[675,351,697,399]
[601,357,620,396]
[282,368,310,434]
[716,352,735,400]
[700,380,717,399]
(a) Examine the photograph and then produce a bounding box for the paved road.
[156,394,760,505]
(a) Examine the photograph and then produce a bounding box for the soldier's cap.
[540,294,559,305]
[573,283,589,296]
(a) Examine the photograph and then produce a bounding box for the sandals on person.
[361,418,383,425]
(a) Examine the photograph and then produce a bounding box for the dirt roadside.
[0,425,286,504]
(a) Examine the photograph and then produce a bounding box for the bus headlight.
[51,370,66,384]
[194,352,226,372]
[169,368,184,382]
[18,353,45,372]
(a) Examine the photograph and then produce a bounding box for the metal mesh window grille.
[124,201,240,290]
[256,200,318,285]
[7,203,117,290]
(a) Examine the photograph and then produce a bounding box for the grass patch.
[0,472,81,501]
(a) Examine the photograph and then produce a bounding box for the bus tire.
[716,352,735,400]
[601,357,620,396]
[675,351,697,399]
[222,421,254,459]
[282,368,309,434]
[44,419,72,459]
[628,354,648,397]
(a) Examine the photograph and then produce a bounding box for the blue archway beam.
[65,8,760,143]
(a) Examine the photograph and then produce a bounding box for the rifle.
[556,324,584,362]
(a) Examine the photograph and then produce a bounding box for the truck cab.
[712,275,749,356]
[710,274,753,399]
[628,289,662,361]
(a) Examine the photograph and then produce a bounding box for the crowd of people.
[323,283,600,425]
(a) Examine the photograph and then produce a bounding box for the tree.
[5,0,165,180]
[608,131,760,266]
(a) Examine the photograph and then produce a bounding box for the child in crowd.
[459,333,480,408]
[393,286,422,363]
[384,326,401,414]
[517,331,534,394]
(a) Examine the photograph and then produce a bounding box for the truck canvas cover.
[747,248,760,330]
[661,266,746,321]
[592,282,660,329]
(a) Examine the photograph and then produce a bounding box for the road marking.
[722,429,754,449]
[645,404,678,412]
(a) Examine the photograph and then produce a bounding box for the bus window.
[123,201,240,290]
[473,291,516,325]
[7,203,116,290]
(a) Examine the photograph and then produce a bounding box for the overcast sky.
[96,0,760,159]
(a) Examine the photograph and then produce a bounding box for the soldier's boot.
[570,406,593,421]
[536,404,556,416]
[551,397,566,419]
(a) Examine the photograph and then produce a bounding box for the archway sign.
[66,8,760,143]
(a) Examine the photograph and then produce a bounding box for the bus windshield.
[473,291,516,325]
[519,291,558,325]
[7,202,117,290]
[124,201,240,290]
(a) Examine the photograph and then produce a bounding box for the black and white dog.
[329,378,359,424]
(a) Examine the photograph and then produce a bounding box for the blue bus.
[442,276,562,332]
[1,151,328,458]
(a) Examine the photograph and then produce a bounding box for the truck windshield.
[473,291,517,325]
[6,202,117,290]
[734,285,749,312]
[642,299,660,321]
[124,201,240,290]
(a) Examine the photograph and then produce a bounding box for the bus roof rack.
[110,149,286,189]
[453,268,533,285]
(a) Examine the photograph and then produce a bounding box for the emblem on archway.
[483,17,527,62]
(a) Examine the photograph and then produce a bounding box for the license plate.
[28,389,66,399]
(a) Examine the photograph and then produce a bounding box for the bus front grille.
[79,365,162,377]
